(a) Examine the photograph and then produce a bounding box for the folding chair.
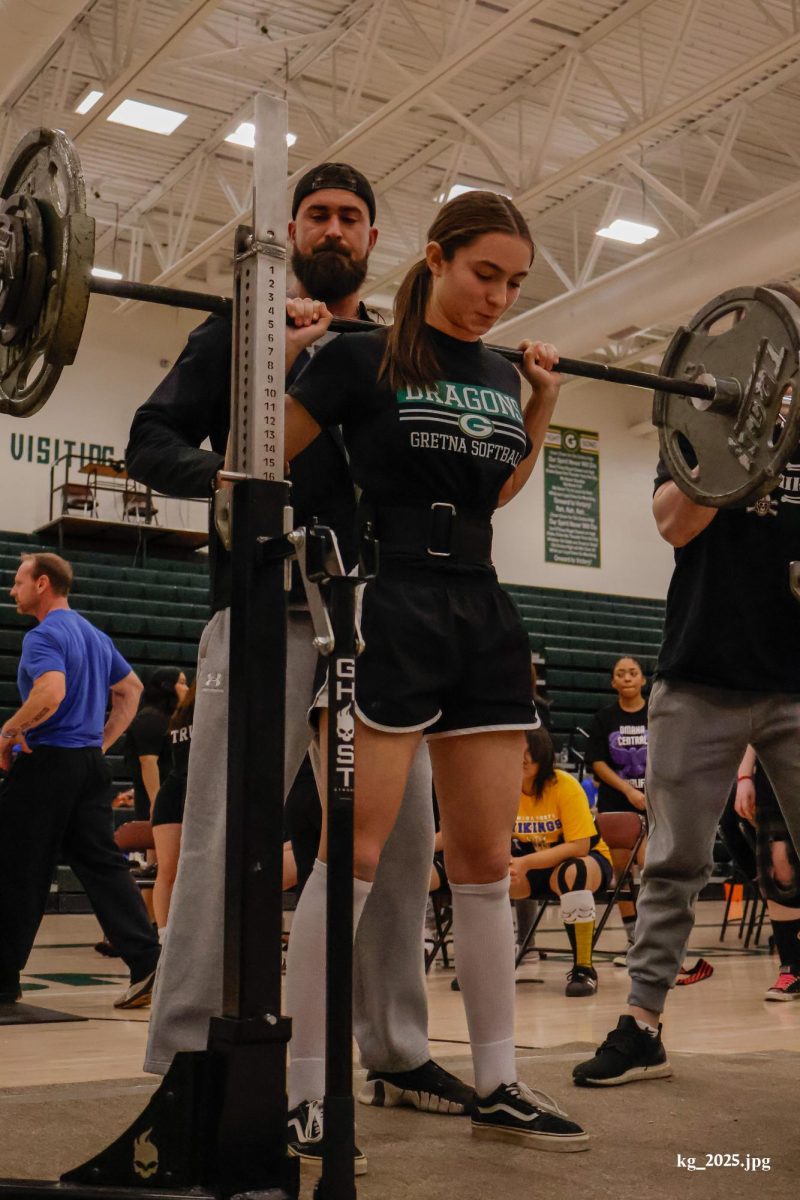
[719,819,768,948]
[592,810,647,947]
[114,819,156,893]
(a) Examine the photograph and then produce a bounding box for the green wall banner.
[544,426,600,568]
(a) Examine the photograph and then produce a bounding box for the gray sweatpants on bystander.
[144,607,434,1076]
[627,678,800,1015]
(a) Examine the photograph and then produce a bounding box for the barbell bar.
[90,274,729,407]
[2,127,800,508]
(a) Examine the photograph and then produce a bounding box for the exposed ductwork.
[0,0,90,108]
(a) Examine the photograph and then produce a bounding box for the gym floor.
[1,904,798,1199]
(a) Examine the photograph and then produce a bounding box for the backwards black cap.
[292,162,376,225]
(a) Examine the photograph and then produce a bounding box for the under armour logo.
[203,672,224,690]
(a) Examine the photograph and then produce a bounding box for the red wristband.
[737,775,753,782]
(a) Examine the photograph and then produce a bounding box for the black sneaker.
[565,965,598,997]
[358,1058,475,1115]
[573,1015,672,1087]
[0,985,21,1005]
[113,969,156,1010]
[287,1099,367,1176]
[472,1082,589,1151]
[764,966,800,1001]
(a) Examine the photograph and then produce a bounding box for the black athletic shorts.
[313,564,538,737]
[514,848,613,899]
[151,773,186,827]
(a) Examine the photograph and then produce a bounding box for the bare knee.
[447,847,509,886]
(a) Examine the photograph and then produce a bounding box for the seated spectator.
[586,656,649,959]
[151,679,195,940]
[736,745,800,1001]
[508,728,613,997]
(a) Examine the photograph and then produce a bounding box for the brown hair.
[20,552,73,596]
[379,190,534,390]
[169,677,196,731]
[524,727,557,798]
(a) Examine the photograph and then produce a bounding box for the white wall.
[2,304,675,599]
[0,298,207,535]
[493,380,675,600]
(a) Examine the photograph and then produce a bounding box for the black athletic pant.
[0,745,160,992]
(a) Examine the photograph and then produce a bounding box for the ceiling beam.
[74,0,225,142]
[493,176,800,354]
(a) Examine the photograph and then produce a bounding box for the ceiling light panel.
[107,99,188,136]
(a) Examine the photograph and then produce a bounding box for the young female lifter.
[281,190,590,1165]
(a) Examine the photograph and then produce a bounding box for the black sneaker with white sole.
[358,1058,475,1115]
[565,965,598,997]
[287,1099,367,1176]
[472,1082,589,1151]
[113,968,156,1009]
[572,1014,672,1086]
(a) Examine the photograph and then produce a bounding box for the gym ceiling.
[2,0,799,366]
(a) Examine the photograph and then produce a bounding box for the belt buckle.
[428,502,456,557]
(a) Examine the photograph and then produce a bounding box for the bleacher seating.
[502,582,665,746]
[0,530,210,799]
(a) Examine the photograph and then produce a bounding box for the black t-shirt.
[126,313,360,612]
[166,703,194,779]
[124,706,171,814]
[288,326,531,534]
[654,454,800,691]
[586,700,648,813]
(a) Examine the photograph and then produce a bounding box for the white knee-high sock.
[450,876,516,1097]
[285,859,373,1109]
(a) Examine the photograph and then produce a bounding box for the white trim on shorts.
[425,716,541,741]
[308,674,443,734]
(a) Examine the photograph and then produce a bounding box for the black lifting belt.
[368,503,494,565]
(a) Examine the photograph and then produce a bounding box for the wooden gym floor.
[1,903,798,1199]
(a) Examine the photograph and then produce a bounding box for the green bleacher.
[0,530,210,794]
[502,582,665,744]
[0,528,667,772]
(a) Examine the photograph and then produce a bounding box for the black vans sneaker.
[287,1099,367,1176]
[472,1082,589,1151]
[573,1015,672,1087]
[565,965,598,997]
[359,1059,475,1115]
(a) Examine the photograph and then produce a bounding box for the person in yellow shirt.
[509,729,613,997]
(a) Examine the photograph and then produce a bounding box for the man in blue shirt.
[0,552,161,1009]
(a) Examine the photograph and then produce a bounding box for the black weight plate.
[653,286,800,508]
[0,128,95,417]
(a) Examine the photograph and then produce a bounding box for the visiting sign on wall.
[544,426,600,568]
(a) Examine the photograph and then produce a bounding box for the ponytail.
[379,259,438,391]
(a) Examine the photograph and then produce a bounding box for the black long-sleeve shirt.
[126,313,358,613]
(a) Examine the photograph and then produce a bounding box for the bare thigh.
[429,730,524,884]
[318,711,421,881]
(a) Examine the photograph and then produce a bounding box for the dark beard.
[291,241,368,303]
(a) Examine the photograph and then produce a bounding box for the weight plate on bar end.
[653,286,800,508]
[0,128,95,417]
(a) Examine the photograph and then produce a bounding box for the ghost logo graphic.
[337,702,355,743]
[458,413,494,439]
[133,1128,158,1180]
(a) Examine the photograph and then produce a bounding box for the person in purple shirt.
[0,552,160,1009]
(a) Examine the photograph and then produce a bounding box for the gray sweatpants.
[144,607,434,1075]
[627,679,800,1015]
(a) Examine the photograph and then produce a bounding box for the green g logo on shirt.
[458,413,495,439]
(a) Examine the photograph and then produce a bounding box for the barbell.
[2,127,800,508]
